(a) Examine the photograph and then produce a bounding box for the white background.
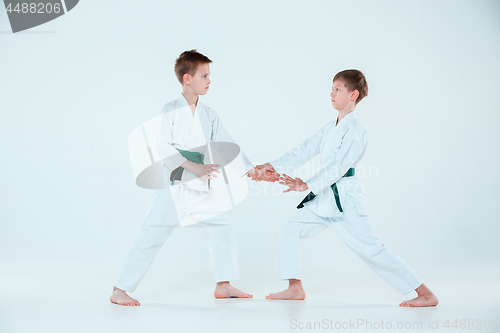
[1,1,499,332]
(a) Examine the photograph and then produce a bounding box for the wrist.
[180,160,193,171]
[263,162,276,173]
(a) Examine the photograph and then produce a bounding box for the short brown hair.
[333,69,368,104]
[174,49,212,85]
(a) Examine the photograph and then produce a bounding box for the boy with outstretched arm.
[253,70,438,307]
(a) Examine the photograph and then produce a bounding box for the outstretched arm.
[268,124,326,175]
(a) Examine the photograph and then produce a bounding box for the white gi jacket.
[270,111,369,217]
[156,94,253,190]
[151,94,253,226]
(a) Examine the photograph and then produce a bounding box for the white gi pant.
[115,182,239,293]
[280,194,422,295]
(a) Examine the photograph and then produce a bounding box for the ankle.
[415,283,433,296]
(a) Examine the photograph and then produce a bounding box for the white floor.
[2,262,499,333]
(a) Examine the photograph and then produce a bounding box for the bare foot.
[266,279,306,300]
[399,283,438,307]
[214,281,253,298]
[110,286,140,306]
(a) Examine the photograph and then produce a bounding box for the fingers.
[246,167,256,178]
[278,178,292,185]
[247,166,280,183]
[280,174,293,182]
[263,172,281,182]
[208,165,221,173]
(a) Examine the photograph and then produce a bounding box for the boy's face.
[330,80,356,110]
[186,63,211,95]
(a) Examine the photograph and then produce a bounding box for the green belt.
[296,167,355,212]
[170,148,210,190]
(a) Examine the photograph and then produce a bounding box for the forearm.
[180,160,194,171]
[269,132,321,174]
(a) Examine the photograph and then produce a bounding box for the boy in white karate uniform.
[254,70,438,307]
[110,50,266,306]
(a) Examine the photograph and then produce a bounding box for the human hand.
[248,163,280,182]
[279,174,309,193]
[182,161,221,180]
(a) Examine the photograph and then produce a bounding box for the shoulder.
[350,118,367,133]
[345,118,368,142]
[200,103,220,122]
[160,99,180,115]
[202,103,217,116]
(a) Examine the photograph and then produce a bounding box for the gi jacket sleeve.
[306,122,367,195]
[156,106,188,172]
[269,124,326,175]
[209,107,254,173]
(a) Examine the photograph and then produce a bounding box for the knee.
[355,241,388,261]
[279,222,304,243]
[139,224,173,242]
[207,224,236,245]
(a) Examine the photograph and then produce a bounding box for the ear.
[350,90,359,102]
[183,73,191,85]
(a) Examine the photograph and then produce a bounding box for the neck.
[181,89,198,107]
[336,107,355,125]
